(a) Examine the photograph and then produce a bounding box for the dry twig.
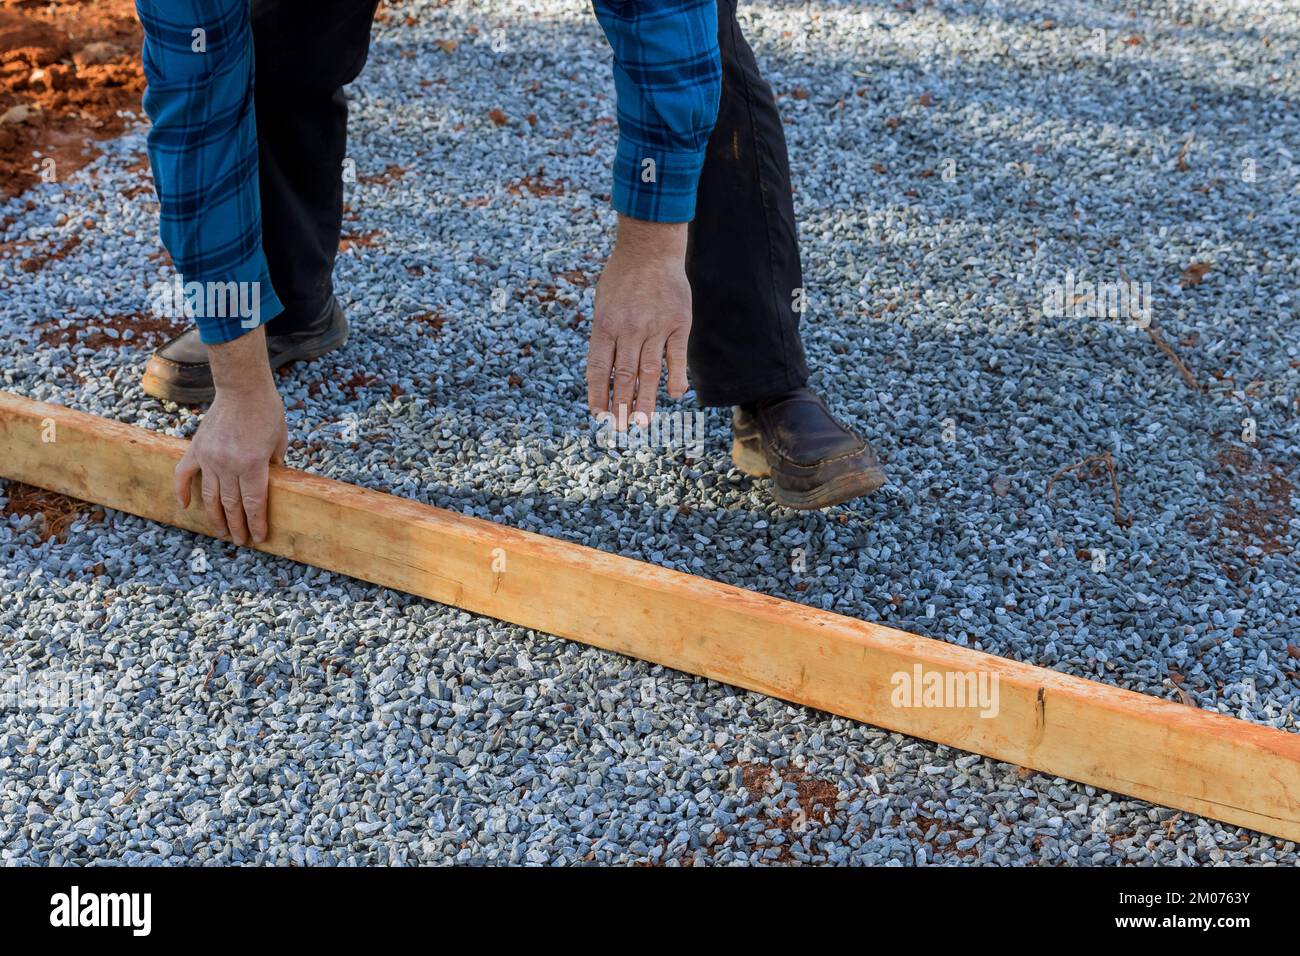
[1045,450,1132,527]
[1145,321,1203,392]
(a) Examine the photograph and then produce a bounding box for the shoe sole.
[731,436,887,510]
[141,317,350,406]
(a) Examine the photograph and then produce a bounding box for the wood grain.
[2,390,1298,840]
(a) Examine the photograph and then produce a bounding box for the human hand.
[174,326,288,545]
[585,215,692,427]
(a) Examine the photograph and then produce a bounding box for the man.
[134,0,885,547]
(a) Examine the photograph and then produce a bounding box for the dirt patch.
[338,229,381,252]
[1180,260,1212,288]
[895,811,982,861]
[505,169,567,199]
[0,0,144,197]
[10,231,80,272]
[554,268,591,288]
[37,310,185,349]
[728,760,840,865]
[412,309,447,334]
[357,163,407,186]
[1214,446,1295,557]
[636,758,844,866]
[305,370,379,400]
[2,479,102,542]
[1186,443,1296,579]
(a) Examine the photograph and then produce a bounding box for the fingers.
[585,329,616,415]
[184,456,273,546]
[610,342,639,429]
[220,475,250,547]
[200,468,229,540]
[175,450,199,509]
[634,337,665,423]
[665,325,689,398]
[240,465,270,545]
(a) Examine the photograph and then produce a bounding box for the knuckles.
[200,453,262,476]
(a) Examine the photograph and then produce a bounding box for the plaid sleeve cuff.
[190,257,284,345]
[611,135,708,224]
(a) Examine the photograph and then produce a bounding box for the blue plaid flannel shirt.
[134,0,722,344]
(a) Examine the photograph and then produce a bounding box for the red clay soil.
[1207,445,1296,559]
[1185,443,1297,586]
[1,479,102,542]
[37,309,185,349]
[0,0,144,197]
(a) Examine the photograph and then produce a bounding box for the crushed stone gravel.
[1,0,1298,865]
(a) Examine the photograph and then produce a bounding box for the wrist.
[614,215,688,263]
[207,326,277,395]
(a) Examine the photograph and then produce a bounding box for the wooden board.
[2,390,1298,841]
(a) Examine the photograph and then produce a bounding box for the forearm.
[613,215,688,262]
[207,325,275,394]
[135,0,283,343]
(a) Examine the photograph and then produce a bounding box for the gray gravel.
[1,0,1298,865]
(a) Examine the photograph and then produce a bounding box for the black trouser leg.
[686,0,809,408]
[250,0,379,333]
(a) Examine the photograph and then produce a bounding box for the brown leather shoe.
[141,299,349,404]
[731,387,886,509]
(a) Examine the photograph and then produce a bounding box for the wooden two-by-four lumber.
[1,390,1297,841]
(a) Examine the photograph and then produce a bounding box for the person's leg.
[689,0,886,508]
[251,0,380,332]
[141,0,379,404]
[686,0,809,408]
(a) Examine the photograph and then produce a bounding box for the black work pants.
[250,0,808,406]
